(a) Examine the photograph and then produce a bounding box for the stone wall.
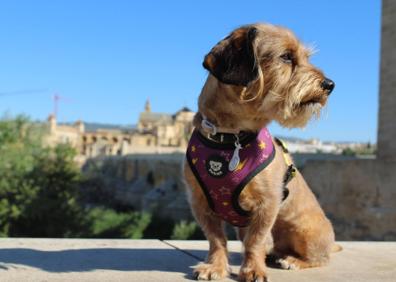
[301,159,396,240]
[82,153,396,240]
[82,153,193,222]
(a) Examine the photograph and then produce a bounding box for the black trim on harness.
[186,152,215,211]
[231,144,276,218]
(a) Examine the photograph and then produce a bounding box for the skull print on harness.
[186,127,275,227]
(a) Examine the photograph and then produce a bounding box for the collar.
[197,112,258,148]
[200,113,241,135]
[197,112,262,171]
[196,129,258,150]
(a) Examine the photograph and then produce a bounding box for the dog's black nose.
[321,78,335,94]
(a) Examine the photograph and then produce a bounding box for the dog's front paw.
[239,265,269,282]
[193,263,229,280]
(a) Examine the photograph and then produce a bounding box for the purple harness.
[186,128,275,227]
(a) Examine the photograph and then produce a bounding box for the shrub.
[171,220,198,240]
[86,207,151,238]
[342,147,356,156]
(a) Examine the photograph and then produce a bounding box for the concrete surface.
[0,239,395,282]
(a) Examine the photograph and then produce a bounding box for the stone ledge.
[0,239,395,281]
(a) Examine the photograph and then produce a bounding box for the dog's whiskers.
[305,43,319,57]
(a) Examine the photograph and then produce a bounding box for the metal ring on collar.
[201,118,217,135]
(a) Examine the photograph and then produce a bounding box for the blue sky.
[0,0,381,142]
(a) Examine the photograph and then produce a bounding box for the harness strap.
[274,137,296,201]
[283,164,296,186]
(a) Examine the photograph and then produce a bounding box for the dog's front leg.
[239,201,280,282]
[190,200,229,280]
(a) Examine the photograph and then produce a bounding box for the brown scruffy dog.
[184,23,338,282]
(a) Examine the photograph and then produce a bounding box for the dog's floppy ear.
[203,26,259,86]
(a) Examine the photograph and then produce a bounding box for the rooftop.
[0,239,395,281]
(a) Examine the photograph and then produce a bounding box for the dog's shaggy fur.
[184,23,338,282]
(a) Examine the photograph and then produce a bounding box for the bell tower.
[144,98,151,113]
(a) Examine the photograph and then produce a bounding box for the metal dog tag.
[229,142,242,171]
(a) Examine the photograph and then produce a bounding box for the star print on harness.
[186,120,275,227]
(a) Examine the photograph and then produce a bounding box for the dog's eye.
[280,52,294,64]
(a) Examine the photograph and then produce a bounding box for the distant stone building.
[45,114,84,149]
[137,99,194,147]
[45,100,195,159]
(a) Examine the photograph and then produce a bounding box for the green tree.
[0,116,87,237]
[9,144,88,237]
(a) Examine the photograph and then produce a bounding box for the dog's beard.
[264,90,324,128]
[291,102,323,127]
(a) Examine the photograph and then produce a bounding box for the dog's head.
[202,23,334,129]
